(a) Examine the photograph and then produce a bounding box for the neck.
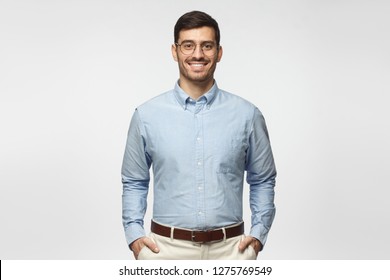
[179,77,214,100]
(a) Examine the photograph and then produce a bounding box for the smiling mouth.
[187,61,208,70]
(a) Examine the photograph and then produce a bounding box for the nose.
[192,44,205,58]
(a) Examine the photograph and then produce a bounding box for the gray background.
[1,0,389,259]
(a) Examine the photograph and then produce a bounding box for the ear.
[217,45,223,62]
[171,44,178,62]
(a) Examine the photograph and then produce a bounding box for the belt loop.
[222,227,227,243]
[170,227,175,242]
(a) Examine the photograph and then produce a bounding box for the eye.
[203,43,215,51]
[182,42,194,50]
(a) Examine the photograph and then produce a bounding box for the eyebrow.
[180,40,216,44]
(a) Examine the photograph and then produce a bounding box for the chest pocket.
[214,129,248,174]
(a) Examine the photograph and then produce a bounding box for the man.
[122,11,276,260]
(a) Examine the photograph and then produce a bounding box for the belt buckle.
[191,230,204,243]
[191,229,225,243]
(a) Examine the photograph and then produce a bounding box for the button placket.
[194,100,206,226]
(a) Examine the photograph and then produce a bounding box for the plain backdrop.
[1,0,389,260]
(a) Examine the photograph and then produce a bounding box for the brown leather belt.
[151,220,244,243]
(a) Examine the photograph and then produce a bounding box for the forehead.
[178,26,216,42]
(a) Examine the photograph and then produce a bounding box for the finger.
[238,236,253,252]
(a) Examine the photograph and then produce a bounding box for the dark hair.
[174,11,220,46]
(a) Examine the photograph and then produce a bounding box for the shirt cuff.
[125,223,146,249]
[250,223,269,248]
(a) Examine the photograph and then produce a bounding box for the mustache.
[186,58,209,62]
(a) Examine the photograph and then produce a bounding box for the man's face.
[172,26,223,86]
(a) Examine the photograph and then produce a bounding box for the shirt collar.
[174,80,219,110]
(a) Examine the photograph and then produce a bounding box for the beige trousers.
[137,232,257,260]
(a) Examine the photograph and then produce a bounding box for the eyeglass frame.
[175,40,220,56]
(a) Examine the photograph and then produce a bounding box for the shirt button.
[198,184,203,190]
[197,161,202,166]
[196,137,201,142]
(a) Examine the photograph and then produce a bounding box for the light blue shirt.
[122,81,276,247]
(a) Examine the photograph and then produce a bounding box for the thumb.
[143,237,160,253]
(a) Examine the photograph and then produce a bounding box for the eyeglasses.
[175,41,218,55]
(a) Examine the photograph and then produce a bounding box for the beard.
[179,57,217,84]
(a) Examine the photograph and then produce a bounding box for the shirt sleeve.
[245,107,277,247]
[121,109,152,247]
